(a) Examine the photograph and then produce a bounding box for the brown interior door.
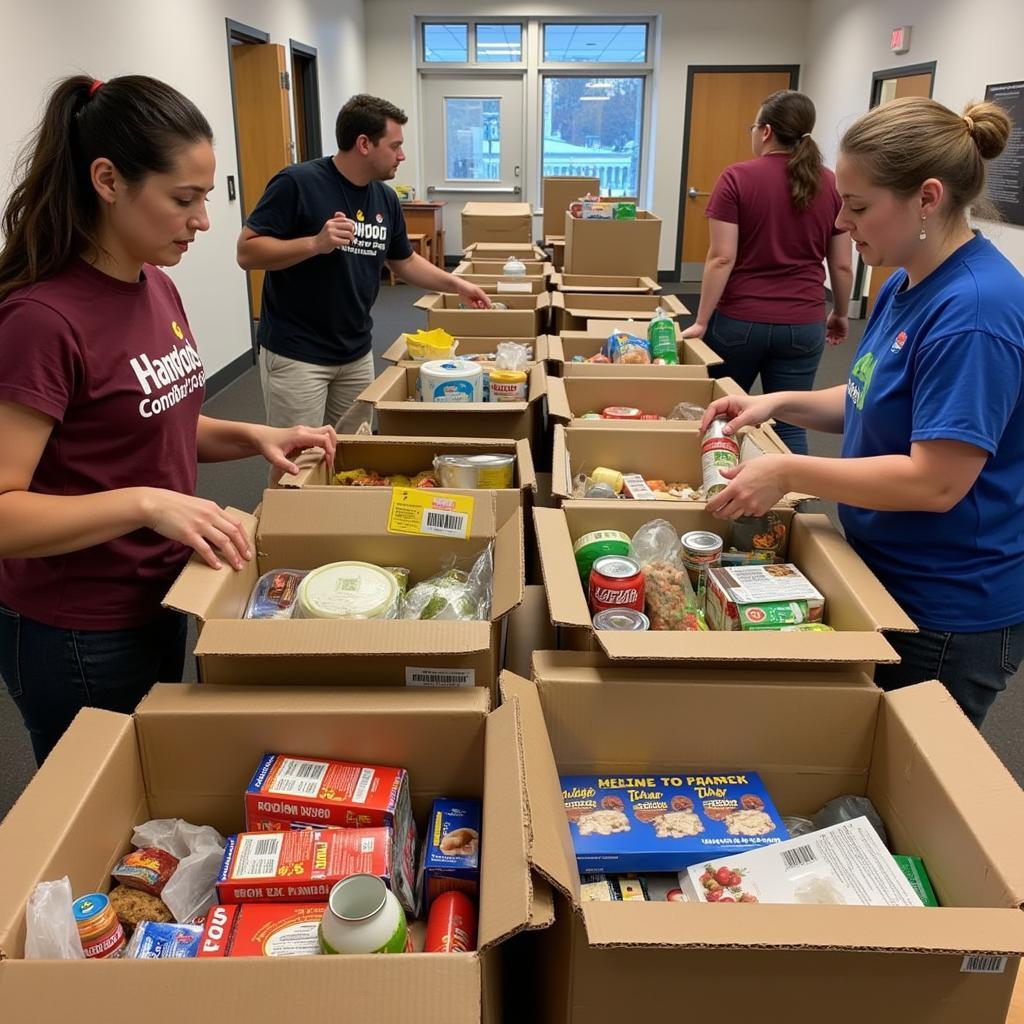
[231,43,293,320]
[680,70,795,268]
[864,72,934,315]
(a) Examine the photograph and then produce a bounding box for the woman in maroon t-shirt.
[0,75,337,764]
[682,90,853,454]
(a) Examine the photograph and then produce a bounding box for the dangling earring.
[919,216,928,241]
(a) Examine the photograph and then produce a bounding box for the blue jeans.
[706,310,827,455]
[874,624,1024,728]
[0,604,187,765]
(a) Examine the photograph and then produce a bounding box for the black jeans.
[875,623,1024,728]
[706,310,827,455]
[0,603,187,765]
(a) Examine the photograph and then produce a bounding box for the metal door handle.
[687,186,710,199]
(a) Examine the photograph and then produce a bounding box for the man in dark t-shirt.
[238,94,489,429]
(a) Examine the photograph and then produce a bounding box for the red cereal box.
[197,903,324,958]
[216,827,416,914]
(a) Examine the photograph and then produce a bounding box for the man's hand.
[454,279,492,309]
[313,212,356,255]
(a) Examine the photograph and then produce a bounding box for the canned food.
[701,416,740,497]
[319,875,408,955]
[681,531,724,606]
[73,893,126,960]
[573,530,631,582]
[590,467,624,494]
[580,412,604,420]
[602,406,642,420]
[488,369,528,402]
[434,453,515,489]
[589,555,645,614]
[730,512,788,555]
[593,608,650,631]
[425,891,477,953]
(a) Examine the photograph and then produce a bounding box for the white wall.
[0,0,366,378]
[363,0,812,273]
[803,0,1024,274]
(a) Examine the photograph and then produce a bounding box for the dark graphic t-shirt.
[247,158,413,365]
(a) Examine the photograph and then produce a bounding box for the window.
[445,98,501,180]
[542,77,644,196]
[476,24,522,63]
[423,23,468,63]
[543,23,648,63]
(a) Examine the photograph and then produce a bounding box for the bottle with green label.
[647,307,678,364]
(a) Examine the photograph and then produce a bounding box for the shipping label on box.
[419,797,481,910]
[679,817,924,907]
[197,903,325,957]
[561,771,788,873]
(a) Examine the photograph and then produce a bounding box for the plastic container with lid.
[488,368,528,402]
[419,360,484,403]
[294,562,400,620]
[502,255,527,276]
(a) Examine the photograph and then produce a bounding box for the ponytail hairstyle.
[840,97,1011,225]
[0,75,212,302]
[759,90,823,211]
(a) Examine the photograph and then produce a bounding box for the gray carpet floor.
[2,281,1022,821]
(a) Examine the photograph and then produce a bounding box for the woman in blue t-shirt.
[700,96,1024,727]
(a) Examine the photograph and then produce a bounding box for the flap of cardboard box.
[547,375,737,422]
[464,241,548,260]
[415,292,549,313]
[454,260,553,278]
[462,201,533,219]
[583,320,682,342]
[550,274,661,294]
[560,293,688,319]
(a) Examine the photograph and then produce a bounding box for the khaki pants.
[258,348,375,429]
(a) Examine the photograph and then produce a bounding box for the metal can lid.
[681,531,724,555]
[328,874,387,922]
[72,893,110,922]
[593,609,650,631]
[592,555,641,579]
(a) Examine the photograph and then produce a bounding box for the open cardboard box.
[542,176,599,238]
[503,653,1024,1024]
[549,274,660,295]
[547,329,722,379]
[453,260,553,279]
[463,242,548,261]
[0,684,553,1023]
[360,364,547,445]
[552,422,796,506]
[381,335,547,368]
[544,235,565,272]
[460,278,549,296]
[551,292,688,334]
[163,488,524,691]
[564,210,662,278]
[415,292,551,338]
[533,503,915,665]
[461,202,533,247]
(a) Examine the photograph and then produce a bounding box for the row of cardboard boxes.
[2,656,1023,1022]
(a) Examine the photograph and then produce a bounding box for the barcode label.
[421,509,469,538]
[406,667,476,688]
[961,955,1008,974]
[233,833,284,879]
[351,767,374,804]
[781,845,818,870]
[360,835,376,854]
[267,758,328,797]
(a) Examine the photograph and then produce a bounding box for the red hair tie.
[88,79,104,98]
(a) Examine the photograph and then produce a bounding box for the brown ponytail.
[0,74,212,303]
[759,90,823,211]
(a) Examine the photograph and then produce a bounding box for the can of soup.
[589,555,645,614]
[701,416,740,496]
[593,608,650,631]
[681,531,724,608]
[319,875,408,955]
[573,530,631,582]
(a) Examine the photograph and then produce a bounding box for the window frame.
[540,20,651,67]
[442,94,505,183]
[419,17,527,69]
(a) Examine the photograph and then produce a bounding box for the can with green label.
[319,875,409,954]
[573,530,631,582]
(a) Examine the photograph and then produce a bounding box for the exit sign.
[890,26,911,53]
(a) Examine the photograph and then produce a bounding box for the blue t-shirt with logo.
[839,232,1024,632]
[247,158,413,365]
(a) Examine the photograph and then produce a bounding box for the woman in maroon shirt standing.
[0,75,336,764]
[682,90,853,454]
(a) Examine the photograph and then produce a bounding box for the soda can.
[593,608,650,631]
[589,555,645,614]
[425,891,477,953]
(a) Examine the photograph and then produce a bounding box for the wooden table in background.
[401,201,446,268]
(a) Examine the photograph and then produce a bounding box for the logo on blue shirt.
[890,330,908,354]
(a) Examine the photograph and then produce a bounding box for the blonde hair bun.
[961,101,1011,161]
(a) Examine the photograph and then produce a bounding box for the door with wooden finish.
[862,70,935,316]
[679,69,796,281]
[231,42,294,320]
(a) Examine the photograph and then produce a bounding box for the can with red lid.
[589,555,645,613]
[601,406,642,420]
[425,891,477,953]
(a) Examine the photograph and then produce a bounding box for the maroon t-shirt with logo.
[705,152,844,324]
[0,259,205,629]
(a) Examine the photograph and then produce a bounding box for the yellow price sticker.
[387,489,474,539]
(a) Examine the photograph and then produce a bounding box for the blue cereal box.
[561,770,789,873]
[419,798,481,910]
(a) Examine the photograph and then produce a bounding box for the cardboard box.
[504,585,556,676]
[0,684,553,1021]
[507,655,1024,1024]
[549,274,660,295]
[545,235,565,272]
[552,423,791,506]
[381,336,546,368]
[542,176,599,239]
[463,241,547,261]
[453,260,553,279]
[564,210,662,278]
[533,504,916,664]
[360,365,546,445]
[547,330,722,378]
[163,487,524,690]
[551,292,688,334]
[461,202,533,247]
[415,292,551,338]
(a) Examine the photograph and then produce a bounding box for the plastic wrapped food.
[668,402,706,421]
[383,566,411,598]
[402,545,494,621]
[630,520,706,631]
[813,796,889,847]
[244,570,308,619]
[605,332,652,365]
[111,847,179,897]
[493,341,530,371]
[124,921,202,959]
